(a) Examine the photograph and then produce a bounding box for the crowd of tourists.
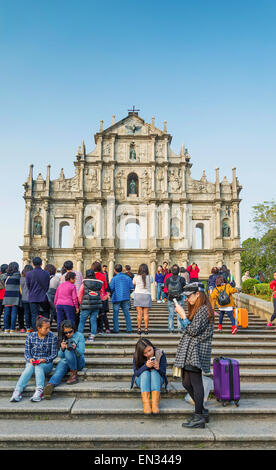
[1,257,275,429]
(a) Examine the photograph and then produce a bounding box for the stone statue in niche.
[156,167,164,191]
[222,221,231,237]
[129,143,136,161]
[142,170,151,196]
[86,169,98,192]
[129,179,137,194]
[34,219,42,235]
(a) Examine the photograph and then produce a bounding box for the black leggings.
[182,369,204,414]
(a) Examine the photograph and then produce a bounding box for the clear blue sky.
[0,0,275,266]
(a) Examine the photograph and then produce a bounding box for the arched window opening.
[195,223,204,249]
[84,217,95,238]
[127,173,139,196]
[59,222,70,248]
[125,220,140,248]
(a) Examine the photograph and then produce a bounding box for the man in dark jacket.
[77,269,103,342]
[26,257,50,330]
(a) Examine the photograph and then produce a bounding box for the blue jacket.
[130,350,168,390]
[155,273,165,283]
[26,267,50,303]
[110,272,134,303]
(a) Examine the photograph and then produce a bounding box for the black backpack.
[167,276,182,300]
[216,284,231,306]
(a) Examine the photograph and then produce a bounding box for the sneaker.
[30,387,44,402]
[232,325,238,335]
[105,329,111,334]
[98,331,104,335]
[20,329,26,333]
[9,330,15,334]
[267,322,273,327]
[4,330,10,334]
[87,335,95,342]
[218,324,222,331]
[10,389,22,402]
[157,300,161,303]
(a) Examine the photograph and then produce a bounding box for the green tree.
[252,200,276,236]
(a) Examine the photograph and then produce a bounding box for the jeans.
[135,370,163,392]
[4,306,18,330]
[156,283,165,301]
[15,361,53,392]
[22,302,32,329]
[56,305,77,330]
[29,302,50,331]
[167,297,186,331]
[112,300,132,332]
[270,299,276,323]
[78,309,99,336]
[48,350,85,386]
[219,308,235,326]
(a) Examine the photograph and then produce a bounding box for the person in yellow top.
[210,275,238,334]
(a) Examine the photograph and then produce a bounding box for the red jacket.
[187,265,200,279]
[270,280,276,299]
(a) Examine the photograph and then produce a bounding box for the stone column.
[162,203,170,248]
[108,256,115,281]
[76,253,84,274]
[150,258,157,300]
[107,196,116,245]
[77,200,84,247]
[42,200,49,246]
[233,254,242,288]
[233,203,239,238]
[24,199,32,245]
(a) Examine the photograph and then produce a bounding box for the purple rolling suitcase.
[213,357,240,406]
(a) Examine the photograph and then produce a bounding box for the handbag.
[172,366,182,378]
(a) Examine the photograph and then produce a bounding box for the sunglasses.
[64,330,74,335]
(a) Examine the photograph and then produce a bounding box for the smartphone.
[173,298,179,305]
[32,360,40,365]
[150,356,156,362]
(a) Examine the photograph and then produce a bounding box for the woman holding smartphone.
[131,338,167,415]
[174,282,214,429]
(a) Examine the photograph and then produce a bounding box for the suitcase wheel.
[222,401,227,407]
[234,400,239,407]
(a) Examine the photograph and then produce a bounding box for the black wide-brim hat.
[183,282,205,297]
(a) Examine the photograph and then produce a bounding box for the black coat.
[80,279,103,311]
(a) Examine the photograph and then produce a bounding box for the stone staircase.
[1,302,276,450]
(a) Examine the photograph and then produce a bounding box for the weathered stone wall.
[233,293,273,322]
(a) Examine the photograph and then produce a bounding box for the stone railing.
[233,292,273,323]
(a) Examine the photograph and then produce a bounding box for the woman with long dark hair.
[131,337,167,415]
[133,264,153,335]
[44,319,86,398]
[3,262,21,333]
[20,265,33,333]
[174,282,214,428]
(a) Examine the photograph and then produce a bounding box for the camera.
[65,338,75,351]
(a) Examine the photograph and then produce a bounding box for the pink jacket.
[54,281,79,308]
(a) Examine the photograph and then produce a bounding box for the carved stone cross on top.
[128,105,140,114]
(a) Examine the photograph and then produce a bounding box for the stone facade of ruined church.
[20,111,243,293]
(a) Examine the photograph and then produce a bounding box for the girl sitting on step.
[43,319,86,399]
[130,338,168,415]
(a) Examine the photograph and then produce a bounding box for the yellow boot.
[151,391,160,414]
[141,392,152,414]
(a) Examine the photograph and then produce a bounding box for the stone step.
[1,347,276,359]
[1,379,276,398]
[1,356,276,368]
[1,396,276,421]
[1,415,276,449]
[0,365,276,383]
